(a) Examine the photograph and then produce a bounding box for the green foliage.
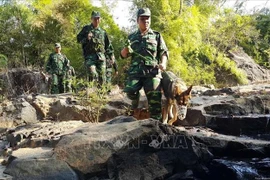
[0,0,269,88]
[0,54,8,69]
[0,78,6,102]
[0,0,125,76]
[72,78,109,123]
[244,14,270,68]
[0,3,33,67]
[132,0,255,86]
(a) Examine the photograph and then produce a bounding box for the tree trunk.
[179,0,184,15]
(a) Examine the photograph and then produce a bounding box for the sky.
[92,0,133,29]
[92,0,270,29]
[223,0,270,12]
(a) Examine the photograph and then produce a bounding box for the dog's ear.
[174,85,180,96]
[185,85,193,96]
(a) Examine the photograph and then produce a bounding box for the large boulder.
[0,98,38,128]
[4,147,78,180]
[0,68,49,96]
[180,84,270,137]
[228,49,270,83]
[54,117,212,179]
[1,118,270,179]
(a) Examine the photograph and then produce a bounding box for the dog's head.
[174,85,192,120]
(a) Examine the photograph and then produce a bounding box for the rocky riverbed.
[0,81,269,179]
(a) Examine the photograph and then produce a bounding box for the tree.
[0,0,125,76]
[0,3,33,67]
[131,0,249,86]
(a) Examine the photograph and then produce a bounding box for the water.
[208,158,270,180]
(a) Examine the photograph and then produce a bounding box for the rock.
[20,101,37,124]
[54,118,212,178]
[0,118,269,179]
[182,84,270,137]
[185,127,270,158]
[228,48,270,83]
[12,120,85,148]
[48,99,88,121]
[0,98,38,128]
[206,115,270,136]
[175,108,206,126]
[4,147,78,180]
[0,68,50,97]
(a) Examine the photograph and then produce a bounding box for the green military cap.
[137,8,151,18]
[91,11,101,18]
[55,43,61,48]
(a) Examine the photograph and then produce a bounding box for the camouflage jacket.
[46,53,69,75]
[77,24,115,61]
[126,28,168,77]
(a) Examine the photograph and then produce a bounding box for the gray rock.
[54,118,212,178]
[20,101,37,124]
[4,157,78,180]
[229,49,270,83]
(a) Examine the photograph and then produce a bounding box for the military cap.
[137,8,151,18]
[91,11,101,18]
[55,43,61,48]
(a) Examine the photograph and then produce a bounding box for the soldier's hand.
[125,40,134,54]
[121,47,129,58]
[126,40,133,53]
[87,32,93,40]
[115,71,119,76]
[158,63,166,71]
[127,45,133,54]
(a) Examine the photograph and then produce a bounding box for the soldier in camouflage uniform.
[46,43,69,94]
[77,11,115,85]
[120,8,168,121]
[65,60,76,93]
[106,57,118,84]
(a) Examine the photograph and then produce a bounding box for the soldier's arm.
[63,56,69,71]
[121,36,133,59]
[104,33,114,56]
[77,26,88,44]
[71,67,76,76]
[104,32,116,63]
[120,39,131,58]
[157,33,169,71]
[159,54,168,71]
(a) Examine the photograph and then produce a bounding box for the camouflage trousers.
[123,76,162,121]
[65,76,73,93]
[50,74,65,94]
[85,57,106,85]
[106,68,113,84]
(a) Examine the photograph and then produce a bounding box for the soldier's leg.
[58,75,65,93]
[144,77,162,121]
[64,75,72,93]
[123,77,143,110]
[66,79,72,93]
[106,68,112,84]
[96,60,106,85]
[105,68,113,93]
[50,74,59,94]
[85,59,98,82]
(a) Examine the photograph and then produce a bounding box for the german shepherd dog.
[161,71,192,125]
[130,71,192,124]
